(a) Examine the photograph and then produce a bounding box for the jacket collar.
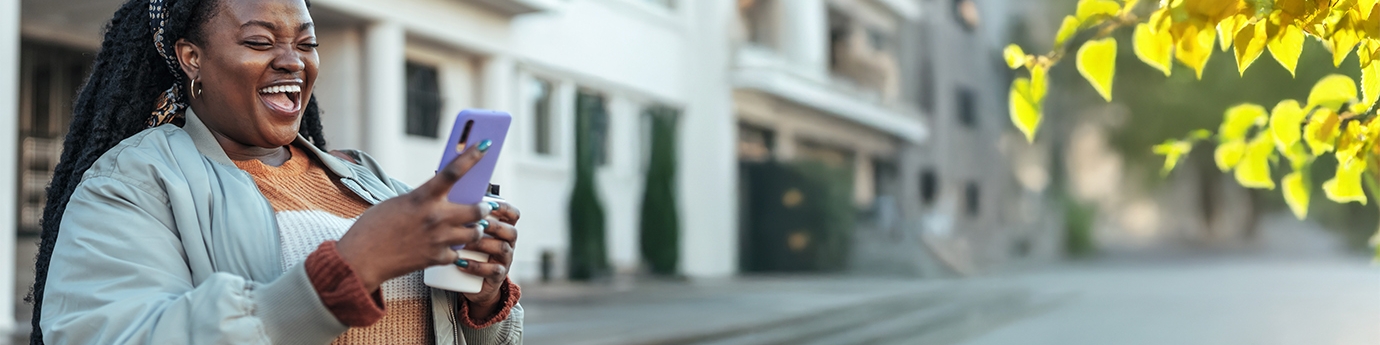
[182,108,357,180]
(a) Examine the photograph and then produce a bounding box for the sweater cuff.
[457,278,522,329]
[305,240,386,327]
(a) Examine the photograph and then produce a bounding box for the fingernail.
[487,201,500,212]
[477,140,492,152]
[456,259,470,268]
[477,219,489,230]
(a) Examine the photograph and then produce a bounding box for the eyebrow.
[240,20,314,32]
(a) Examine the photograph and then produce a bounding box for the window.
[405,61,442,138]
[919,169,937,206]
[576,90,610,166]
[737,123,775,162]
[528,78,555,155]
[19,42,91,236]
[740,0,779,48]
[957,88,977,127]
[965,182,980,217]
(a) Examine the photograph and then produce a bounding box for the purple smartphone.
[438,109,511,207]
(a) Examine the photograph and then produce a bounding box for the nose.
[271,47,305,74]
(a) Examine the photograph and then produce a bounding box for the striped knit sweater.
[235,145,432,344]
[235,144,522,343]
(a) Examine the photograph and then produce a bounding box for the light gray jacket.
[39,109,521,344]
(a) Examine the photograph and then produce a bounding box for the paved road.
[949,256,1380,345]
[952,213,1380,345]
[525,213,1380,345]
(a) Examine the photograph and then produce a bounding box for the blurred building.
[0,0,1061,336]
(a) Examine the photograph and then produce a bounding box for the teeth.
[258,85,301,94]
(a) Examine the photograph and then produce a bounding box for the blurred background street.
[524,213,1380,345]
[3,0,1380,343]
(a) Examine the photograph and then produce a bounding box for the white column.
[679,0,738,278]
[779,0,828,81]
[0,0,21,334]
[316,27,365,149]
[481,55,517,187]
[362,22,406,168]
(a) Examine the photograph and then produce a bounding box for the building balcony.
[733,45,928,143]
[458,0,560,16]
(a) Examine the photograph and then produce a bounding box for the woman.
[29,0,523,343]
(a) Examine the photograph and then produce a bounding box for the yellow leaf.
[1055,16,1082,49]
[1031,65,1049,100]
[1176,21,1217,79]
[1009,78,1041,142]
[1360,40,1379,68]
[1331,26,1360,67]
[1235,134,1278,189]
[1078,37,1118,102]
[1269,19,1306,77]
[1304,108,1340,155]
[1282,171,1310,219]
[1004,44,1026,69]
[1336,121,1366,162]
[1215,139,1248,171]
[1234,21,1269,75]
[1269,99,1306,151]
[1282,141,1313,169]
[1362,62,1380,109]
[1134,23,1175,76]
[1323,157,1368,205]
[1361,0,1378,19]
[1153,140,1193,174]
[1218,14,1250,51]
[1306,74,1359,110]
[1077,0,1123,21]
[1220,103,1269,142]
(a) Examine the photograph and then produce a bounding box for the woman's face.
[177,0,318,149]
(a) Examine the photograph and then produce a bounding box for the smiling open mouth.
[258,84,302,114]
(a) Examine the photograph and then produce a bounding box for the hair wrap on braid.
[148,0,189,127]
[28,0,327,343]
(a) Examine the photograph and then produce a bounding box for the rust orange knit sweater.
[235,144,519,344]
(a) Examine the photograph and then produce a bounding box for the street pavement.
[524,213,1380,344]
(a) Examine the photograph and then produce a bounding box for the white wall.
[678,0,738,278]
[0,0,19,334]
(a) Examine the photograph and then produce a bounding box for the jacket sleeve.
[39,175,348,344]
[460,303,524,344]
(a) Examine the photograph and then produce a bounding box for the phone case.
[438,109,511,205]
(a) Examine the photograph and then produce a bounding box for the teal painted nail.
[456,259,470,268]
[487,201,500,211]
[477,139,492,152]
[477,219,490,230]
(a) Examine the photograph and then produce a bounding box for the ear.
[174,38,202,80]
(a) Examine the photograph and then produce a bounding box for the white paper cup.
[424,249,490,293]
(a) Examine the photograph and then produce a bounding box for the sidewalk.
[520,276,1052,345]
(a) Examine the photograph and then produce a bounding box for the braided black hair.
[28,0,327,343]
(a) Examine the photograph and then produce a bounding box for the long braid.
[28,0,327,343]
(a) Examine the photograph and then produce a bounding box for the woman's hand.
[335,143,491,292]
[458,202,521,320]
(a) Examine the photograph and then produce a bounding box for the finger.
[458,261,508,281]
[432,202,485,229]
[415,139,491,199]
[480,217,518,244]
[485,201,521,225]
[464,237,514,264]
[434,246,461,267]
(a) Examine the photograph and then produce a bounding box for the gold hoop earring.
[190,78,203,100]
